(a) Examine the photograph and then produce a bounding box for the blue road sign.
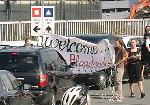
[44,8,53,17]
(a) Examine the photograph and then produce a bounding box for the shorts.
[127,63,142,83]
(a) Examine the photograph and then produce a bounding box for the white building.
[101,0,130,19]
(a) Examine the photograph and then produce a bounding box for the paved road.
[89,78,150,105]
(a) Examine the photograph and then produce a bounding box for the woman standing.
[127,38,145,98]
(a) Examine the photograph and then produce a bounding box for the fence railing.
[0,19,150,41]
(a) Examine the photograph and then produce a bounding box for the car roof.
[0,46,55,53]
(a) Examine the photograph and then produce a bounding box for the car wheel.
[97,71,106,90]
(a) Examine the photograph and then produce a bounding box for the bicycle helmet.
[61,85,90,105]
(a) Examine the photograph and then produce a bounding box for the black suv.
[0,46,74,105]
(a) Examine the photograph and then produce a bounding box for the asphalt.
[89,77,150,105]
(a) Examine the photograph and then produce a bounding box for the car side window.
[0,73,14,91]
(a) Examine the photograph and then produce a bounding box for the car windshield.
[0,54,38,72]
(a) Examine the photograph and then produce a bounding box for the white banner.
[38,34,115,74]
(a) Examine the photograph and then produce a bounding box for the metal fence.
[0,19,150,41]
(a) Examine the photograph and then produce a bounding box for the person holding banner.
[111,38,128,102]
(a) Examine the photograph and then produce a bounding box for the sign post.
[31,6,55,36]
